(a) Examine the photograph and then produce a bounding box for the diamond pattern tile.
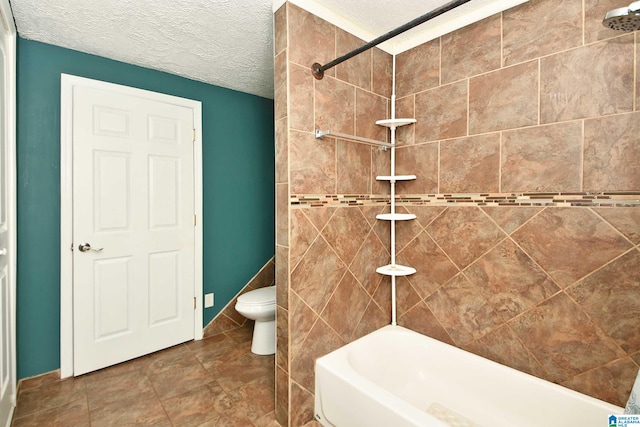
[465,239,560,321]
[426,273,503,345]
[321,207,371,266]
[321,271,370,341]
[566,249,640,353]
[427,207,506,269]
[397,231,459,297]
[512,207,632,287]
[594,207,640,245]
[290,209,320,271]
[508,293,625,382]
[291,237,347,314]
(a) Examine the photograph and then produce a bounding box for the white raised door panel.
[93,256,132,339]
[95,151,130,231]
[148,251,180,325]
[72,83,196,375]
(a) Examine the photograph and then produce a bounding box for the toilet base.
[251,319,275,355]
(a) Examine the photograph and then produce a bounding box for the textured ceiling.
[9,0,527,99]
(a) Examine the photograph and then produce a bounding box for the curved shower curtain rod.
[311,0,472,79]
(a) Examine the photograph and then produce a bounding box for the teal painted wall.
[16,38,275,379]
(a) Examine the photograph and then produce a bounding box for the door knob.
[78,243,103,252]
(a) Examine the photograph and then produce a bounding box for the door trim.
[0,0,16,422]
[60,74,203,378]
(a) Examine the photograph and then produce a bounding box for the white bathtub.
[315,325,623,427]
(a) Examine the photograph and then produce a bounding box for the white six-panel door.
[0,41,10,427]
[0,0,15,424]
[69,79,201,375]
[0,48,10,421]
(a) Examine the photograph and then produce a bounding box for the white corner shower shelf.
[376,213,417,221]
[375,118,417,128]
[375,115,418,281]
[376,264,417,277]
[376,175,417,183]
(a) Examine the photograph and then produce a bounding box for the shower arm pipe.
[311,0,473,79]
[315,129,392,148]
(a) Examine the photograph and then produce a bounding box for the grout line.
[582,0,586,47]
[436,140,441,194]
[466,77,470,138]
[580,119,585,192]
[439,34,443,86]
[498,131,503,193]
[537,58,541,126]
[500,11,504,68]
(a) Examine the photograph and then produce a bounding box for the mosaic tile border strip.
[291,192,640,208]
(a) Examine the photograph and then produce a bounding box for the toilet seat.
[237,286,276,306]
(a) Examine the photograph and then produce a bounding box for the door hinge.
[192,129,196,142]
[193,297,196,310]
[193,215,196,226]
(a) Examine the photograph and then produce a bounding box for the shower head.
[603,1,640,31]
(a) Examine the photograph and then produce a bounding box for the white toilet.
[234,286,276,355]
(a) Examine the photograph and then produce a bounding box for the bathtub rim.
[314,324,624,426]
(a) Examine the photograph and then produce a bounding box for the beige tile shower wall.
[397,206,640,407]
[273,4,289,426]
[276,0,640,425]
[396,0,639,194]
[274,3,394,425]
[393,0,640,410]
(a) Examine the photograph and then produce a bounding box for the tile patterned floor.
[11,324,280,426]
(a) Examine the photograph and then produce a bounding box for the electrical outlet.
[205,293,214,308]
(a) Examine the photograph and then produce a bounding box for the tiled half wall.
[275,1,640,425]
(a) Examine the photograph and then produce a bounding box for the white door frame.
[60,74,203,378]
[0,0,16,422]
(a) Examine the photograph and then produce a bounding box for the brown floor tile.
[16,371,61,393]
[13,321,278,427]
[228,375,275,422]
[193,418,222,427]
[85,369,157,411]
[83,356,146,385]
[131,342,217,400]
[186,332,235,362]
[150,360,214,400]
[162,382,235,427]
[89,394,170,427]
[11,398,90,427]
[209,413,256,427]
[14,376,86,419]
[142,344,194,375]
[199,342,248,375]
[253,411,281,427]
[225,323,255,345]
[206,351,274,393]
[13,343,280,427]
